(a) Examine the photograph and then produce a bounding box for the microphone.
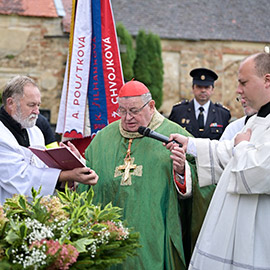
[138,126,182,147]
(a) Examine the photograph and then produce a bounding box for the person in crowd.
[219,97,257,141]
[169,68,231,139]
[166,52,270,270]
[0,75,98,204]
[77,80,213,269]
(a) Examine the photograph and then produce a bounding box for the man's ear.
[264,74,270,88]
[6,97,14,106]
[149,99,155,110]
[5,97,16,113]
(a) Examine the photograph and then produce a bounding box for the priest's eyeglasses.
[117,100,151,116]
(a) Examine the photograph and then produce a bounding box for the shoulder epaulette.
[173,99,189,106]
[215,102,230,111]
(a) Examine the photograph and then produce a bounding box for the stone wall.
[0,15,68,123]
[0,14,266,125]
[161,40,265,119]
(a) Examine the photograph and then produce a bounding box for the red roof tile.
[0,0,58,18]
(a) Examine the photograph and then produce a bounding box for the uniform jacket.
[169,99,231,139]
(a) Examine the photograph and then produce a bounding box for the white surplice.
[188,113,270,270]
[0,122,61,205]
[219,116,246,141]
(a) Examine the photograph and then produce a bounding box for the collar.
[0,106,30,147]
[194,99,210,114]
[257,102,270,118]
[0,106,23,130]
[119,109,165,139]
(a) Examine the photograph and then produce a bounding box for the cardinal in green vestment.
[77,80,215,269]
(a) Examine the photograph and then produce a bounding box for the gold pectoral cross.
[114,139,142,185]
[114,157,142,185]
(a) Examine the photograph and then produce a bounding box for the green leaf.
[3,201,19,208]
[86,188,94,204]
[18,197,26,210]
[73,238,95,253]
[57,191,71,204]
[71,227,82,235]
[71,205,87,220]
[91,223,105,232]
[19,223,27,238]
[5,230,20,245]
[31,186,42,202]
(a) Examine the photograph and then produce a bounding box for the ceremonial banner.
[56,0,92,138]
[56,0,123,139]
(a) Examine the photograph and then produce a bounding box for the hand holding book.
[29,143,85,171]
[29,141,99,186]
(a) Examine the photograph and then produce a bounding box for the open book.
[29,145,85,170]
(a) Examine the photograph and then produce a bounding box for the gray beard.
[13,107,38,129]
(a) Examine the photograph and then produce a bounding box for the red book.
[29,145,85,170]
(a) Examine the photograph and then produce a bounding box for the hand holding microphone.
[138,126,182,147]
[138,126,187,175]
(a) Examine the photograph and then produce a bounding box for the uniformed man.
[169,68,231,139]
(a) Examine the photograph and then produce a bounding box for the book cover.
[29,145,85,170]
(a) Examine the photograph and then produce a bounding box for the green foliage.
[116,23,136,81]
[133,30,152,85]
[5,55,14,60]
[146,33,164,109]
[133,30,164,109]
[0,186,140,269]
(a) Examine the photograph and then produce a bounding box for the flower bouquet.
[0,186,140,269]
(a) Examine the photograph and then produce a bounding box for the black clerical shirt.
[257,101,270,118]
[0,106,30,147]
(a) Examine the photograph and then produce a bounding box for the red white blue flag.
[56,0,123,139]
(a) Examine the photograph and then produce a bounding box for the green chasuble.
[77,111,214,270]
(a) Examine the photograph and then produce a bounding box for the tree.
[133,30,164,109]
[146,32,164,109]
[133,30,151,85]
[116,23,135,81]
